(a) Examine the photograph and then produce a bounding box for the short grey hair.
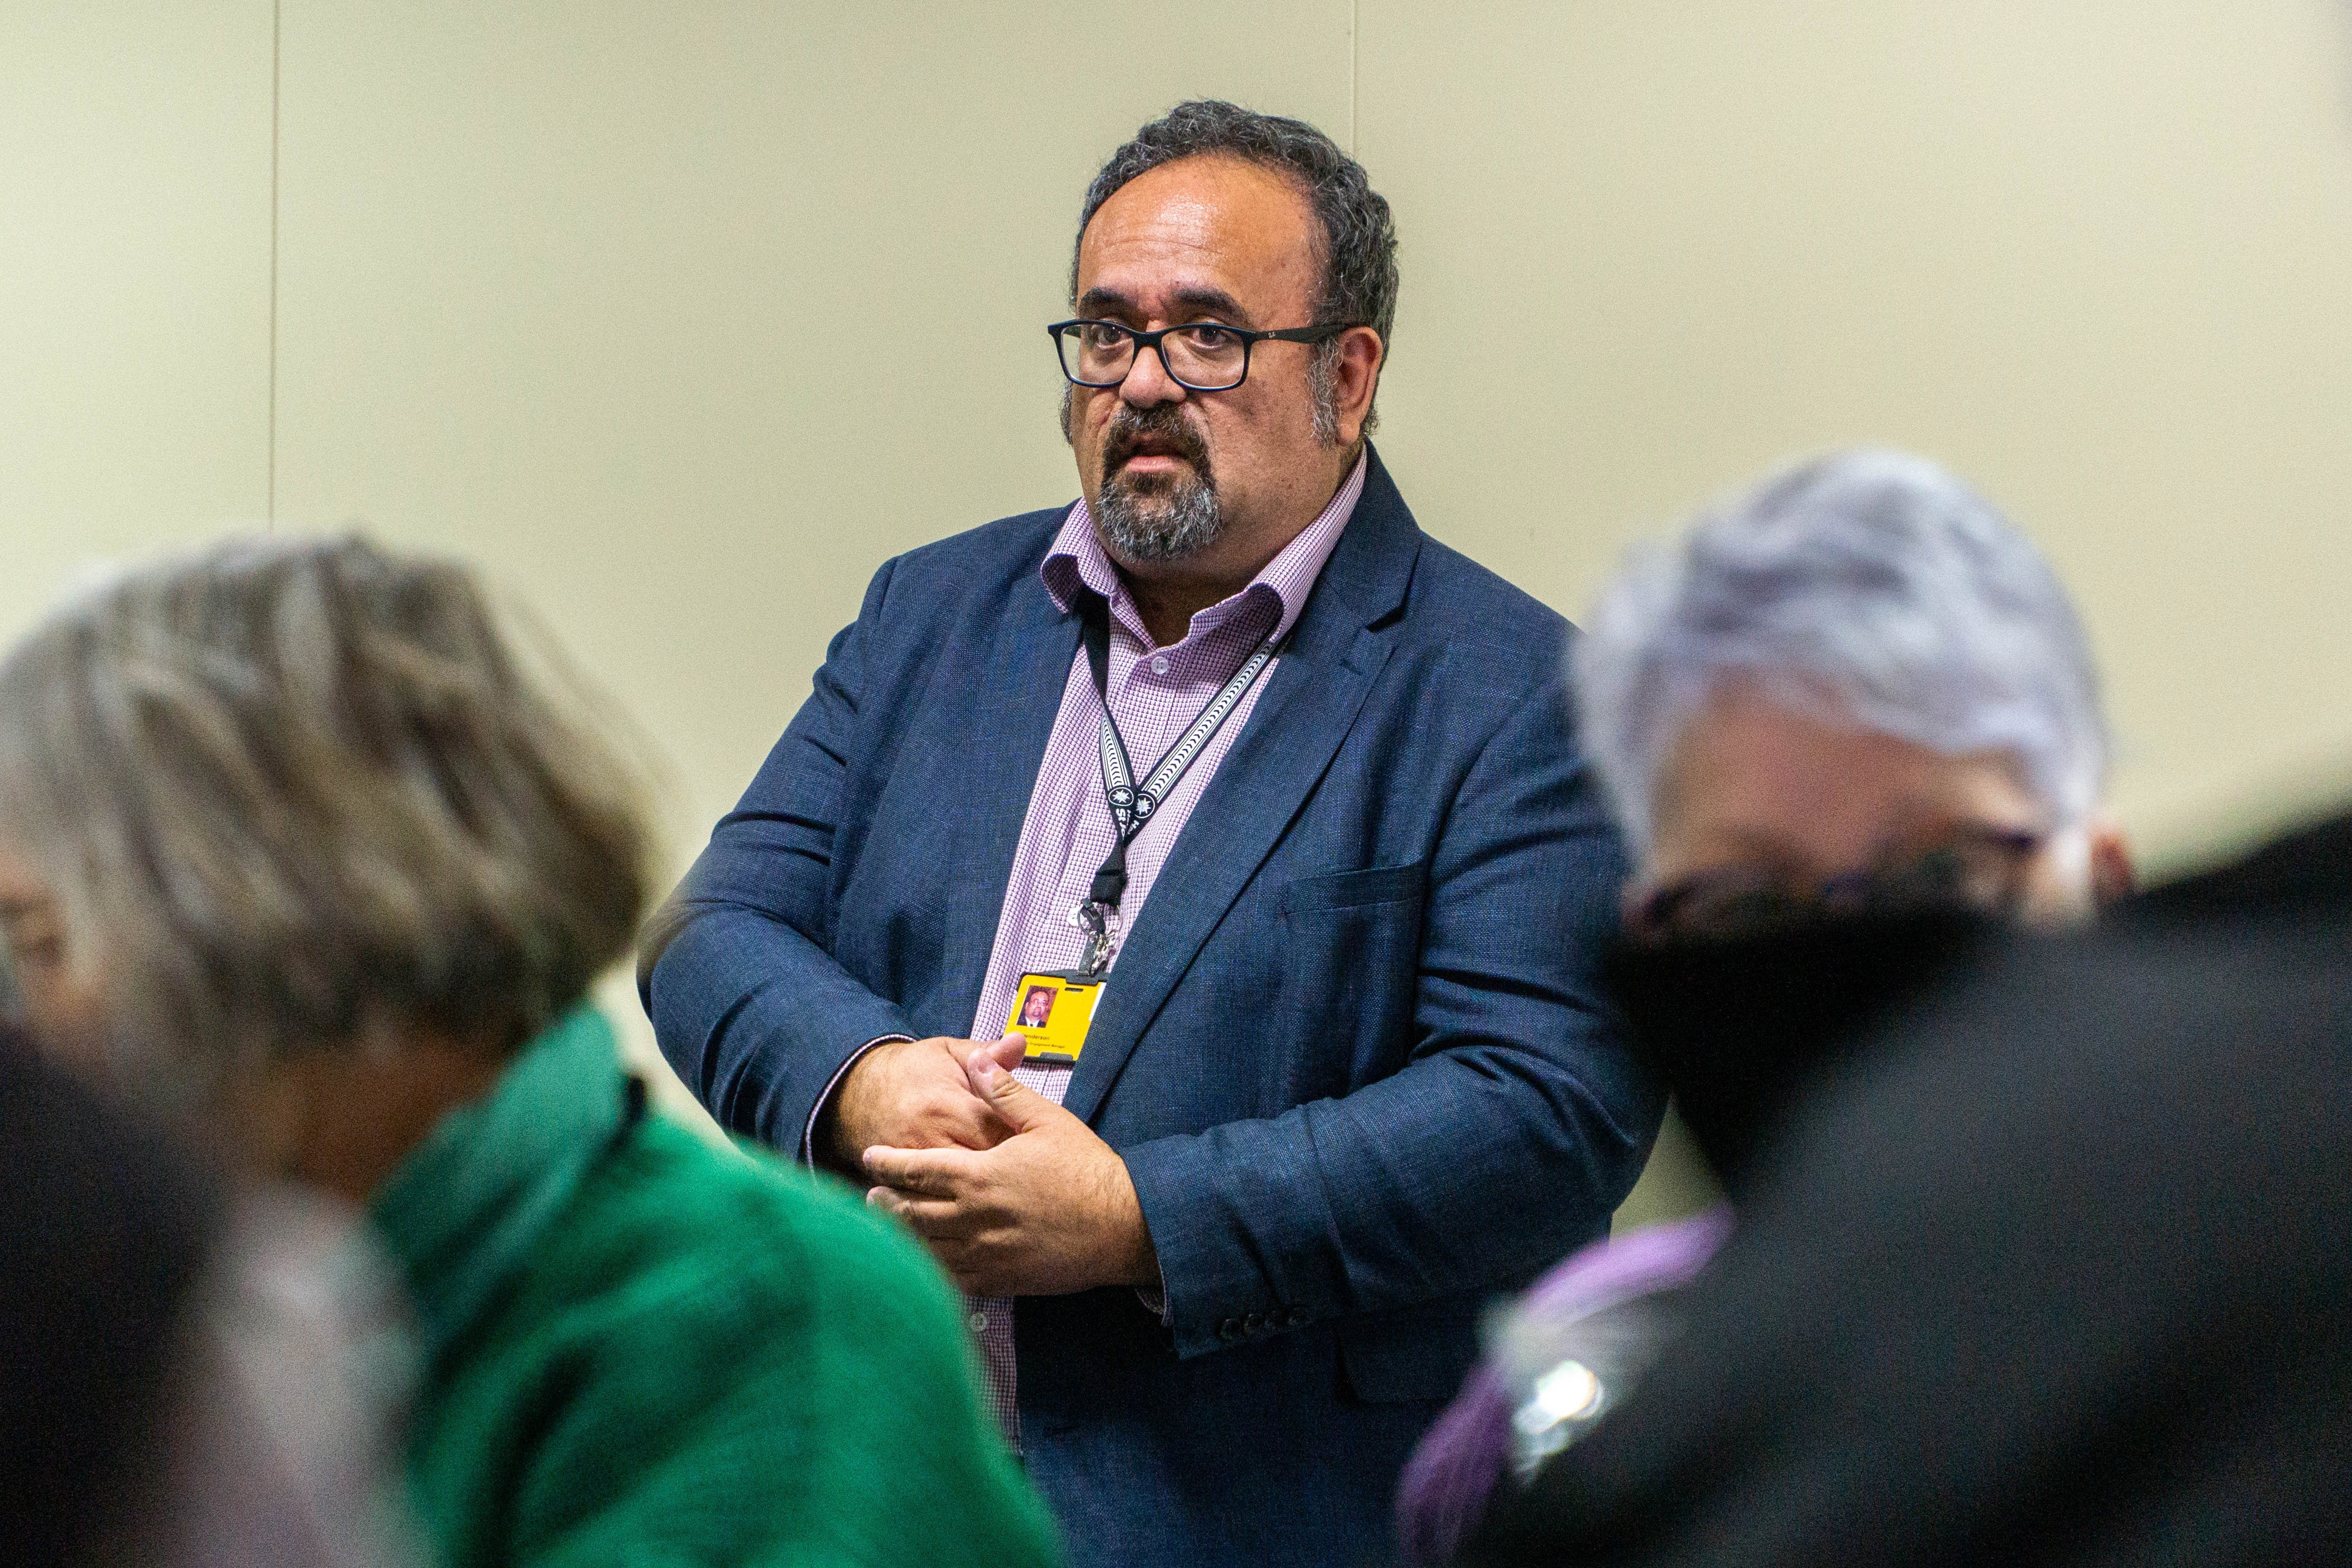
[1574,449,2108,851]
[1075,100,1398,431]
[0,535,652,1105]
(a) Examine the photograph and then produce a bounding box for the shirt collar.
[1042,448,1369,649]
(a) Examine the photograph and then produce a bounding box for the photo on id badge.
[1005,971,1104,1067]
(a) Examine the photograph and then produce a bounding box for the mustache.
[1103,405,1210,475]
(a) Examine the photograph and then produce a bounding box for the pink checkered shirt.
[960,453,1365,1445]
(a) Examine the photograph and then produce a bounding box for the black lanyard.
[1072,598,1279,972]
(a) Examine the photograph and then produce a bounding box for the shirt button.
[969,1310,989,1332]
[1150,655,1170,675]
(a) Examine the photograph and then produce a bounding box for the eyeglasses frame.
[1047,317,1350,393]
[1626,823,2047,945]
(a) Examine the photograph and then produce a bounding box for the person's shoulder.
[837,505,1072,644]
[448,1118,1063,1563]
[2126,808,2352,926]
[1776,858,2352,1226]
[881,504,1073,592]
[1409,532,1570,631]
[499,1114,980,1422]
[1923,814,2352,1060]
[581,1114,956,1315]
[1383,540,1571,714]
[1390,528,1573,687]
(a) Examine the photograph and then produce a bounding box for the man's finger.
[866,1187,986,1240]
[861,1144,970,1196]
[936,1098,1017,1151]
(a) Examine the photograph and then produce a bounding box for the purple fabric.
[964,454,1367,1445]
[1395,1205,1736,1566]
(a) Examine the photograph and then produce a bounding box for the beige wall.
[10,1,2352,1208]
[2,2,275,626]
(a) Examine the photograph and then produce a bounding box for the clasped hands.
[828,1034,1159,1297]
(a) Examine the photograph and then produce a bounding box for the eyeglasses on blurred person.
[0,536,1062,1568]
[1398,448,2130,1565]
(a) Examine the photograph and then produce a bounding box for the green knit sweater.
[369,1007,1063,1568]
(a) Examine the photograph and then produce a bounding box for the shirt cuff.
[801,1036,914,1170]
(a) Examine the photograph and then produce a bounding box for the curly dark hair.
[1074,101,1398,428]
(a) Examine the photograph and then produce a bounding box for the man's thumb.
[968,1039,1051,1127]
[974,1033,1026,1074]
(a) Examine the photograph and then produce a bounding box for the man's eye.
[1081,324,1128,349]
[1181,325,1238,351]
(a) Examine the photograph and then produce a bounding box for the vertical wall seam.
[267,0,280,527]
[1349,0,1359,153]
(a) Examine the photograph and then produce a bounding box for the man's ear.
[1332,326,1384,446]
[2089,818,2136,908]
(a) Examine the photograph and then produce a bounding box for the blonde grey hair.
[1574,449,2108,852]
[0,535,652,1103]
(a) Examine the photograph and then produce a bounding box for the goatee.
[1092,406,1226,562]
[1097,470,1225,562]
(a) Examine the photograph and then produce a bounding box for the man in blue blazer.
[642,101,1660,1566]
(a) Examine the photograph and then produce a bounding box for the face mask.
[1604,905,2002,1199]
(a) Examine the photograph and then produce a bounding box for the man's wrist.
[1108,1155,1161,1289]
[804,1036,909,1173]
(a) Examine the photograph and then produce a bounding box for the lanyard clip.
[1088,850,1130,910]
[1074,900,1119,977]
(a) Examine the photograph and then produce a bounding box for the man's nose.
[1118,338,1187,408]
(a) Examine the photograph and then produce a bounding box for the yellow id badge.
[1005,971,1105,1067]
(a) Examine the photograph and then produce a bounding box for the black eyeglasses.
[1048,318,1347,393]
[1627,824,2046,944]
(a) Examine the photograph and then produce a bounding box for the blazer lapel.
[936,581,1084,1026]
[1062,448,1423,1125]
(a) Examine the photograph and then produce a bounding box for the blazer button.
[1243,1312,1264,1334]
[1287,1308,1310,1328]
[1218,1317,1242,1341]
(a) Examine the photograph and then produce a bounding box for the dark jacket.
[642,448,1661,1566]
[1469,812,2352,1566]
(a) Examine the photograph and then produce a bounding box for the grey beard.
[1095,470,1226,562]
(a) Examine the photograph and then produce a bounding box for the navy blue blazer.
[642,449,1661,1568]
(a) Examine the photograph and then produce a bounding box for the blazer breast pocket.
[1274,861,1429,1085]
[1277,860,1429,915]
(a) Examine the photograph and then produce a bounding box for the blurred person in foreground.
[1399,449,2132,1563]
[1,1012,412,1568]
[1445,539,2352,1564]
[0,536,1061,1568]
[0,1018,220,1567]
[1462,773,2352,1566]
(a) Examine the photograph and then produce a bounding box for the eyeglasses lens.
[1161,327,1247,389]
[1061,323,1133,386]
